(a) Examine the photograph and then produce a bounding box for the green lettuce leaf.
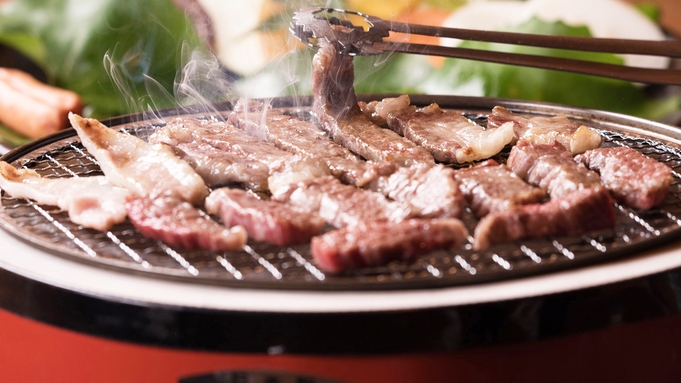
[0,123,30,148]
[0,0,207,119]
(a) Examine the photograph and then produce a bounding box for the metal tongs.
[291,7,681,86]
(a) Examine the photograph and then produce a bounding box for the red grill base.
[2,308,681,383]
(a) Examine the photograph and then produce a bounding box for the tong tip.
[290,7,389,55]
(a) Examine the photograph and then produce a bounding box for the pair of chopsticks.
[291,8,681,86]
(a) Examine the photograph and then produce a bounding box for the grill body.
[1,96,681,383]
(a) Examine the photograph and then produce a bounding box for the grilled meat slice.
[310,41,466,218]
[488,106,602,154]
[576,146,673,210]
[71,113,246,251]
[151,117,292,171]
[473,187,615,250]
[205,188,325,246]
[0,161,129,231]
[232,99,463,219]
[229,98,374,187]
[151,117,334,194]
[368,164,465,219]
[312,40,434,167]
[386,102,515,163]
[311,218,469,274]
[69,113,208,203]
[126,196,247,252]
[272,175,413,228]
[150,129,271,192]
[454,159,546,217]
[508,140,602,199]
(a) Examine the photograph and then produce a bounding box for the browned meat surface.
[455,159,546,217]
[232,99,464,219]
[312,40,434,167]
[229,98,376,186]
[508,140,602,199]
[163,141,271,191]
[70,114,250,251]
[70,114,208,204]
[150,117,295,172]
[311,218,469,274]
[488,106,602,154]
[126,196,247,252]
[473,187,615,250]
[205,188,325,246]
[272,176,413,228]
[576,146,673,210]
[387,103,514,163]
[368,164,465,219]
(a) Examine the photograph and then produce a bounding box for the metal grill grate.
[2,97,681,290]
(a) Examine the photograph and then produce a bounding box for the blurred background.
[0,0,679,147]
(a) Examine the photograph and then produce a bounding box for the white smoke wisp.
[104,1,385,128]
[172,42,237,120]
[141,74,176,124]
[103,49,140,118]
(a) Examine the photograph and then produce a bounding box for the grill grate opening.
[2,101,681,291]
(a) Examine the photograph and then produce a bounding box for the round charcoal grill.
[2,95,681,291]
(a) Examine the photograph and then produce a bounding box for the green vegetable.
[0,0,208,119]
[634,3,661,23]
[0,123,30,148]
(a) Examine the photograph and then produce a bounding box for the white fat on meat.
[488,106,603,154]
[369,164,465,219]
[272,176,414,228]
[267,156,331,196]
[359,95,413,126]
[387,103,515,163]
[520,118,602,154]
[441,118,515,163]
[0,161,129,231]
[68,113,208,203]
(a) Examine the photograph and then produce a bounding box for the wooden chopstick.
[384,21,681,58]
[379,41,681,86]
[370,18,681,85]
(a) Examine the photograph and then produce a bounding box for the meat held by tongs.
[311,38,434,167]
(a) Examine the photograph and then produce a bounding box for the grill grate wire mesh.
[2,103,681,291]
